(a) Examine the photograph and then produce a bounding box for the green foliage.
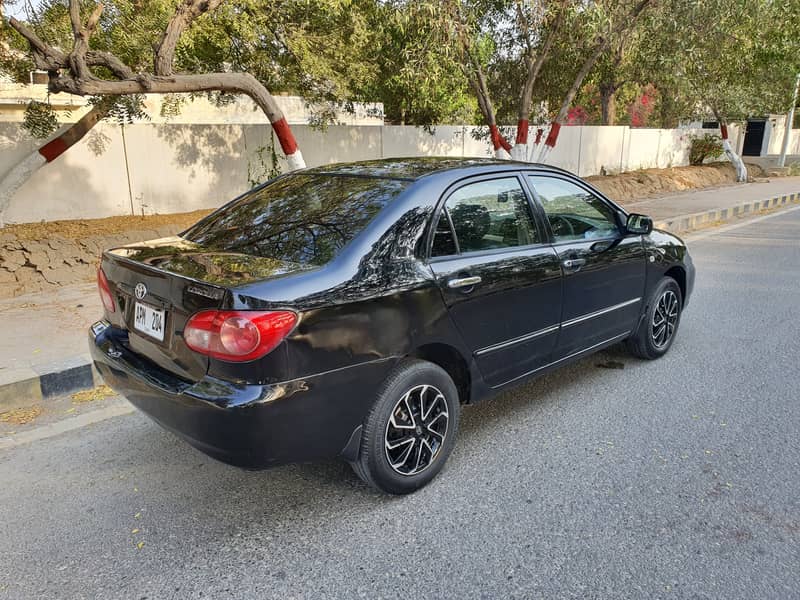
[22,100,59,139]
[247,132,282,187]
[688,133,724,166]
[3,0,799,134]
[89,95,150,124]
[362,2,476,125]
[635,0,800,123]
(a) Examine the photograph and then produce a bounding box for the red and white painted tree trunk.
[720,124,747,182]
[489,125,512,160]
[270,116,305,171]
[0,105,106,226]
[536,122,561,163]
[510,119,529,161]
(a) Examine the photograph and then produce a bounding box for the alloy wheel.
[651,289,679,348]
[384,384,449,476]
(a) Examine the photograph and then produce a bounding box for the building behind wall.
[0,79,384,127]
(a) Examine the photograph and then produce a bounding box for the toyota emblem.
[134,283,147,300]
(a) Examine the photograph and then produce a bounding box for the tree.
[1,0,386,223]
[443,0,654,162]
[636,0,800,181]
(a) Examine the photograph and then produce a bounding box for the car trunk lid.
[101,236,311,381]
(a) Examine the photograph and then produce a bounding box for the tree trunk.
[600,83,617,126]
[511,119,528,161]
[0,105,106,225]
[536,42,606,162]
[720,123,747,182]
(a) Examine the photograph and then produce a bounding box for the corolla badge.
[134,283,147,300]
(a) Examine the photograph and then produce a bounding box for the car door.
[525,174,646,358]
[428,174,562,387]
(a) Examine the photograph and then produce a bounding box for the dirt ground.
[587,161,766,204]
[2,209,211,242]
[0,161,771,298]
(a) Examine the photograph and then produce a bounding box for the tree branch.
[66,0,105,80]
[86,50,135,79]
[7,16,66,70]
[155,0,225,75]
[47,71,286,122]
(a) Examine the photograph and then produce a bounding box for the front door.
[526,175,646,358]
[428,175,562,387]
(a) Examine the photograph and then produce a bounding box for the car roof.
[304,157,575,181]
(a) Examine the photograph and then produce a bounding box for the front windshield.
[183,174,409,266]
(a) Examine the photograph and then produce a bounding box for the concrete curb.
[654,191,800,234]
[2,189,799,413]
[0,355,101,411]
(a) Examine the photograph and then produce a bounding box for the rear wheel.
[352,359,460,495]
[626,276,682,360]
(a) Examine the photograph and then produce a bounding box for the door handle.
[447,276,482,289]
[562,258,587,272]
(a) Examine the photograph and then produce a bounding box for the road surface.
[1,207,799,599]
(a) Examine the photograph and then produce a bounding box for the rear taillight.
[183,310,297,362]
[97,268,115,313]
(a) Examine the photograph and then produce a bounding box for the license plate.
[134,302,166,342]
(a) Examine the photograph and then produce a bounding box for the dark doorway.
[742,119,766,156]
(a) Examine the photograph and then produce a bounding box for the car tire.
[626,276,683,360]
[351,359,460,495]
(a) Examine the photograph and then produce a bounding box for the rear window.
[183,174,409,265]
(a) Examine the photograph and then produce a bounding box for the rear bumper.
[89,321,394,469]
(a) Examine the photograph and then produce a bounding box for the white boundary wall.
[0,122,756,223]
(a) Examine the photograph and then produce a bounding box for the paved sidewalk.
[1,176,799,409]
[0,283,100,409]
[623,176,800,220]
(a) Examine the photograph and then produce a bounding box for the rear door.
[428,174,562,387]
[525,174,646,358]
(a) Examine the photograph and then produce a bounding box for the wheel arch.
[408,342,471,405]
[664,265,686,303]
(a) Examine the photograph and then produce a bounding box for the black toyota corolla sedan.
[90,158,694,494]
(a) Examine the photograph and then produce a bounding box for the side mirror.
[626,213,653,235]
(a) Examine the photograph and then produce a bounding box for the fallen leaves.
[71,385,115,404]
[0,405,43,425]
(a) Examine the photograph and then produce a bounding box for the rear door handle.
[447,276,482,289]
[562,258,587,272]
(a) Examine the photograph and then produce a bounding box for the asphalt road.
[2,208,800,600]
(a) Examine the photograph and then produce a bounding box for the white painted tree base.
[286,150,306,171]
[537,145,553,163]
[494,148,511,160]
[722,139,748,182]
[510,144,528,161]
[0,152,47,226]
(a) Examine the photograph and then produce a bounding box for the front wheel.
[351,359,460,495]
[626,276,682,360]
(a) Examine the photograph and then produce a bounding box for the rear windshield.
[183,174,409,265]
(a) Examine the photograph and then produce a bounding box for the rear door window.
[431,177,539,257]
[183,174,409,265]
